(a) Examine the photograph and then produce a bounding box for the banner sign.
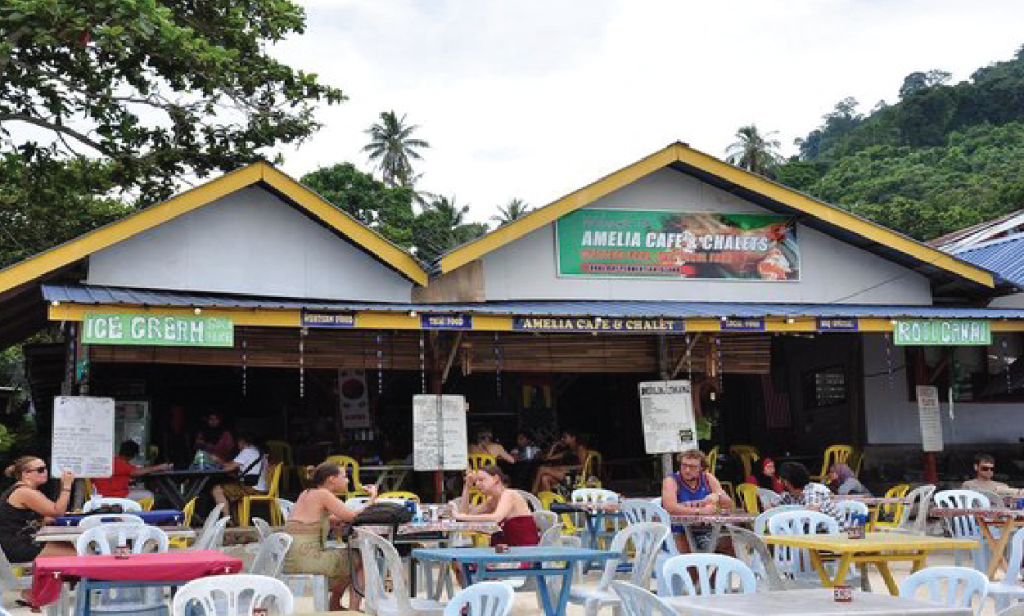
[721,318,765,331]
[894,319,991,346]
[512,316,684,333]
[556,209,799,280]
[83,314,233,347]
[302,311,356,328]
[817,317,859,332]
[421,314,473,330]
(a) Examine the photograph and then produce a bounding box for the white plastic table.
[665,588,973,615]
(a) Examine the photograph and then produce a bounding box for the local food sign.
[82,314,234,347]
[556,210,799,280]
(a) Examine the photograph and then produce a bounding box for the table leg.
[181,476,213,507]
[807,550,836,587]
[534,567,572,616]
[460,562,475,587]
[149,478,184,511]
[75,579,91,616]
[705,525,723,553]
[984,518,1014,579]
[868,505,881,531]
[910,555,927,573]
[830,553,854,585]
[875,561,900,595]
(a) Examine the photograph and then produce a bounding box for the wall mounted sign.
[638,380,697,454]
[512,316,684,333]
[817,317,859,331]
[915,385,944,452]
[556,209,799,280]
[83,314,234,347]
[302,311,356,328]
[420,314,473,330]
[720,318,765,331]
[893,319,991,346]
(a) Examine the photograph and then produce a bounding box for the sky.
[268,0,1024,225]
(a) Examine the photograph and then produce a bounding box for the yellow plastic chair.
[169,498,197,549]
[324,455,369,500]
[852,449,866,477]
[706,446,734,501]
[266,440,296,494]
[238,462,283,526]
[735,483,760,514]
[574,450,603,489]
[875,483,911,529]
[378,491,420,503]
[811,445,854,482]
[468,453,497,470]
[729,445,760,479]
[538,491,578,535]
[137,497,155,511]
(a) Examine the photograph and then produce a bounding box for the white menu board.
[52,396,115,478]
[412,394,468,471]
[638,380,697,454]
[916,385,944,452]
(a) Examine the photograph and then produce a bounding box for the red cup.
[834,585,852,602]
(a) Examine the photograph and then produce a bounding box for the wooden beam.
[442,331,464,384]
[670,333,702,379]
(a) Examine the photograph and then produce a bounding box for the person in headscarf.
[747,457,785,493]
[828,462,871,496]
[195,411,235,461]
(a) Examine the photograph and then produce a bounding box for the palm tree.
[412,195,489,263]
[491,199,531,226]
[725,125,783,176]
[362,111,430,187]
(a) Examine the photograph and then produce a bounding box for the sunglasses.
[28,466,47,473]
[980,465,995,471]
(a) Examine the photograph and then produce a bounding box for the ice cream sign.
[82,314,234,347]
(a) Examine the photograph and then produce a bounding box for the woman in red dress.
[454,465,539,546]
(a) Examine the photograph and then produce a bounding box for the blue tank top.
[673,471,711,503]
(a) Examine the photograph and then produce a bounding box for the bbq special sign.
[555,210,799,281]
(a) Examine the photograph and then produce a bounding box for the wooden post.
[428,333,445,502]
[913,347,939,483]
[657,335,674,479]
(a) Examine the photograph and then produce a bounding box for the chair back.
[194,517,230,550]
[77,523,169,555]
[183,497,197,526]
[194,503,224,542]
[901,484,936,532]
[571,488,619,503]
[620,498,679,557]
[276,498,294,521]
[899,566,988,616]
[1003,527,1024,586]
[443,581,514,616]
[467,453,497,470]
[249,532,293,577]
[137,497,155,511]
[815,445,853,480]
[934,489,989,538]
[264,462,283,499]
[265,440,294,465]
[753,504,804,535]
[728,446,760,479]
[78,514,145,529]
[610,581,677,616]
[768,510,839,577]
[835,500,869,529]
[725,525,791,591]
[538,491,578,534]
[662,553,757,596]
[978,489,1004,508]
[83,497,143,513]
[253,517,272,541]
[533,510,558,536]
[755,488,781,511]
[352,528,414,615]
[171,574,294,616]
[595,522,670,590]
[706,446,720,477]
[515,489,543,511]
[324,455,366,495]
[735,484,759,514]
[539,523,565,546]
[579,450,603,487]
[876,484,911,528]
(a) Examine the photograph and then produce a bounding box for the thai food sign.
[555,210,799,280]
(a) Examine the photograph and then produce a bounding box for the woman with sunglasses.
[0,457,77,578]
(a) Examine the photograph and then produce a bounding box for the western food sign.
[83,314,234,347]
[556,210,799,280]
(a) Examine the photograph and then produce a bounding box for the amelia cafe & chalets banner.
[555,209,800,281]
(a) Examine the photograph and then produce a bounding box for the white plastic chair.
[76,524,169,555]
[572,488,623,549]
[0,543,31,594]
[610,581,676,616]
[835,500,869,529]
[516,489,544,512]
[190,503,225,550]
[726,524,810,591]
[248,532,292,577]
[253,517,272,542]
[533,510,558,536]
[78,513,146,529]
[352,528,445,616]
[934,489,991,569]
[661,553,756,596]
[566,521,670,616]
[756,488,781,511]
[987,527,1024,611]
[768,510,861,587]
[997,604,1024,616]
[899,566,988,616]
[443,581,514,616]
[879,484,935,535]
[171,574,294,616]
[620,498,680,595]
[279,574,328,613]
[193,517,230,551]
[84,497,144,513]
[753,504,804,535]
[276,498,294,520]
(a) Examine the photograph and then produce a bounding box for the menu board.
[52,396,115,478]
[916,385,944,452]
[638,380,697,454]
[412,394,468,471]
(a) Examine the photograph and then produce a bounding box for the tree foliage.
[412,195,488,264]
[491,198,531,226]
[363,111,430,188]
[725,125,783,176]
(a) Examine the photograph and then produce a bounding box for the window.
[804,365,847,408]
[906,333,1024,402]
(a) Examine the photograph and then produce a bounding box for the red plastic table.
[32,550,242,610]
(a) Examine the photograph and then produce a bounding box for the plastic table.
[35,525,195,543]
[665,588,972,615]
[142,468,233,510]
[762,532,978,595]
[931,506,1024,578]
[53,509,184,527]
[412,545,616,616]
[670,512,757,553]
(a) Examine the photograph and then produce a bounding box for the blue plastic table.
[54,509,184,527]
[411,546,617,616]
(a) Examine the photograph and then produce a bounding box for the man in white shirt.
[211,433,267,522]
[962,453,1021,498]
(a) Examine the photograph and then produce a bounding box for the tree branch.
[0,27,29,78]
[0,113,110,156]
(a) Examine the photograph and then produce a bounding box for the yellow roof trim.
[440,143,994,288]
[0,162,428,295]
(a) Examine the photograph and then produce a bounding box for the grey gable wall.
[87,186,414,302]
[481,168,932,304]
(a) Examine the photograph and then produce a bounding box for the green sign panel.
[893,319,991,346]
[83,314,234,347]
[556,209,799,280]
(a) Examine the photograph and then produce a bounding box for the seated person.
[284,463,377,611]
[828,462,870,496]
[962,453,1022,497]
[746,457,785,493]
[210,433,266,522]
[92,440,171,502]
[469,427,515,464]
[532,430,588,493]
[661,449,734,554]
[454,465,539,546]
[195,411,235,462]
[778,461,842,524]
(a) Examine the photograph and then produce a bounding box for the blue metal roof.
[41,283,1024,319]
[954,233,1024,288]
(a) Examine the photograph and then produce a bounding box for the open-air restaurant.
[8,144,1024,616]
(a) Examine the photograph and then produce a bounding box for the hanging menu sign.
[420,314,473,330]
[513,316,684,333]
[302,311,356,328]
[721,318,765,331]
[916,385,944,452]
[412,394,468,471]
[638,380,697,454]
[52,396,115,478]
[817,317,858,332]
[894,320,990,346]
[83,314,233,347]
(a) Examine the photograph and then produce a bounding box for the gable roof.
[931,209,1024,253]
[438,142,995,292]
[0,161,428,295]
[951,232,1024,289]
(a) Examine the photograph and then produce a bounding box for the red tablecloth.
[31,550,242,607]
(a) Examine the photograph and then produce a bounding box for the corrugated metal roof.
[41,283,1024,319]
[954,233,1024,288]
